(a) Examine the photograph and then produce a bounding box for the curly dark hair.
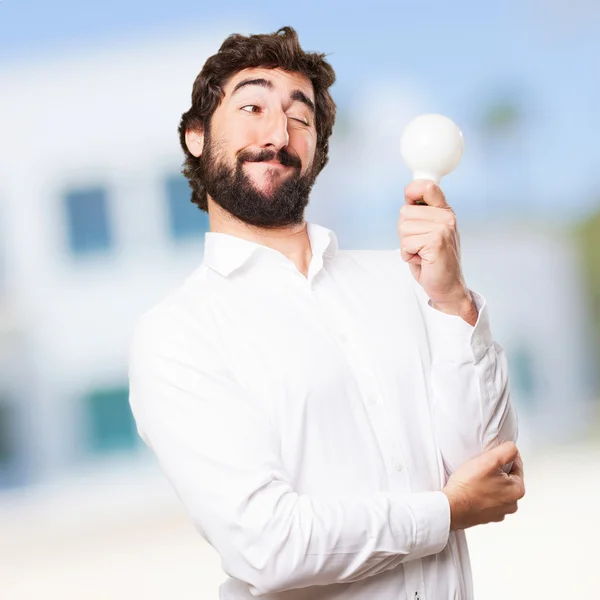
[177,26,337,212]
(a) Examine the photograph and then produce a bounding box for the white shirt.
[128,222,518,600]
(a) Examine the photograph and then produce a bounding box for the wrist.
[442,486,467,531]
[432,290,478,326]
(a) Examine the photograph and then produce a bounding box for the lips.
[246,160,289,168]
[238,148,301,169]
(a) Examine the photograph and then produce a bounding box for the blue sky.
[2,0,599,219]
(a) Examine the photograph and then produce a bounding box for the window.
[0,401,15,468]
[165,174,209,240]
[84,385,138,453]
[64,186,112,254]
[0,400,20,488]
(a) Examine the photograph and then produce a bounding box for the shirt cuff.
[403,491,451,560]
[424,290,494,364]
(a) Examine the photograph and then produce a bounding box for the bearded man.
[128,26,523,600]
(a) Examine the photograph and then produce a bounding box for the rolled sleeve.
[423,290,494,364]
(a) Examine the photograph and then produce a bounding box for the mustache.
[237,147,302,169]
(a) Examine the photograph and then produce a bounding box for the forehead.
[223,67,314,101]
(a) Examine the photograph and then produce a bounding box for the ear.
[185,128,205,157]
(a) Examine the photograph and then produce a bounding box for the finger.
[508,455,526,500]
[480,507,507,524]
[400,233,431,263]
[400,247,423,265]
[508,453,524,479]
[481,441,519,473]
[400,251,422,266]
[510,477,526,501]
[398,219,438,238]
[493,441,519,469]
[400,204,456,224]
[404,179,433,206]
[405,179,449,209]
[505,502,519,515]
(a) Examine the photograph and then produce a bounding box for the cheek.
[231,122,258,146]
[291,132,316,170]
[211,111,254,158]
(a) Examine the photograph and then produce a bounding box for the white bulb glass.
[400,114,464,183]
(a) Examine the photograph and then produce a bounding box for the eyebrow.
[231,78,315,114]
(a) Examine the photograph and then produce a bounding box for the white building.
[0,29,595,490]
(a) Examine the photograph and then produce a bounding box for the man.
[128,26,523,600]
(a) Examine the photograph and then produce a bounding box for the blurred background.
[1,1,600,598]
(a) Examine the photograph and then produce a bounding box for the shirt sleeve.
[128,308,450,596]
[410,280,519,475]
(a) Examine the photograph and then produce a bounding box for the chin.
[255,184,280,198]
[248,173,286,194]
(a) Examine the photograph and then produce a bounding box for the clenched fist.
[442,441,525,531]
[399,179,477,325]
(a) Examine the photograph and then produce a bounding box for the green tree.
[577,206,600,369]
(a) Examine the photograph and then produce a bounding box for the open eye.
[241,105,262,114]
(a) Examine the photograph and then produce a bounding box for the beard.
[198,129,319,228]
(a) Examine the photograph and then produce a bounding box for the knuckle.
[439,222,453,239]
[425,181,438,194]
[432,235,444,250]
[507,502,519,514]
[510,480,525,500]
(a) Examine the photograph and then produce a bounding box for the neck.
[207,196,313,278]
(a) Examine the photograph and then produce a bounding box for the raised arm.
[399,179,518,474]
[413,283,518,474]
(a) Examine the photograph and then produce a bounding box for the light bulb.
[400,114,464,184]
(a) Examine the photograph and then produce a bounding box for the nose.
[261,110,289,151]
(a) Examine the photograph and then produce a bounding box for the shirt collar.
[203,222,339,277]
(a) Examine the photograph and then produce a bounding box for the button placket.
[404,560,427,600]
[311,284,401,480]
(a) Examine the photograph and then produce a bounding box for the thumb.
[488,441,519,470]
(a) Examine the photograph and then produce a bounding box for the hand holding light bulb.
[399,115,513,475]
[397,113,474,320]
